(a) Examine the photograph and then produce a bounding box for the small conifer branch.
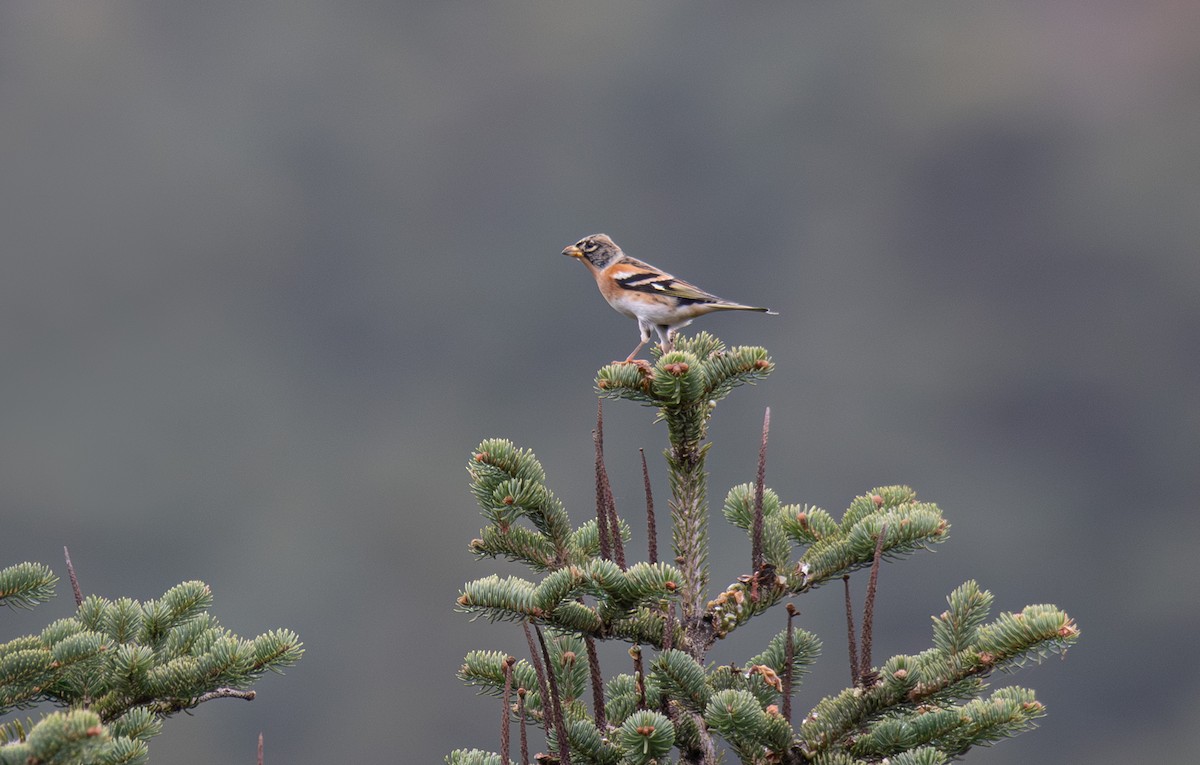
[63,546,83,607]
[844,575,859,686]
[0,561,58,609]
[859,524,888,684]
[501,656,515,765]
[583,635,606,730]
[534,625,571,765]
[783,604,797,725]
[751,408,770,573]
[518,688,531,765]
[640,448,658,564]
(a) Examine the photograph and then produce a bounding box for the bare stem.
[63,546,83,607]
[843,575,859,685]
[859,524,888,683]
[518,688,530,765]
[593,403,614,563]
[501,656,515,765]
[783,603,797,725]
[522,622,553,738]
[751,407,770,571]
[631,644,647,710]
[535,625,571,765]
[584,635,607,729]
[640,448,658,564]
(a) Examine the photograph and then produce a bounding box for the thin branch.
[523,621,553,726]
[535,625,571,765]
[197,688,256,704]
[257,732,264,765]
[518,688,530,765]
[662,602,675,653]
[640,448,658,564]
[783,603,797,725]
[593,403,615,564]
[596,402,626,569]
[501,656,516,765]
[631,644,647,710]
[751,407,770,572]
[843,575,858,686]
[859,524,888,684]
[584,635,607,729]
[63,546,83,607]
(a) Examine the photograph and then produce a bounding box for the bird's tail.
[713,303,776,315]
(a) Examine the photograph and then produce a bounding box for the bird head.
[562,234,621,269]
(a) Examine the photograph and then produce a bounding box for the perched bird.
[562,233,775,362]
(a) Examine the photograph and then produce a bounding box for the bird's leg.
[657,325,675,354]
[615,322,654,365]
[621,338,649,364]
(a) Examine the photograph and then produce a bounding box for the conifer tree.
[450,333,1078,765]
[0,559,302,764]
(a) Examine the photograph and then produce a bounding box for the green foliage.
[0,564,58,611]
[451,333,1078,765]
[0,563,302,764]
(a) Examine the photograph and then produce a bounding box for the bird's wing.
[611,258,725,304]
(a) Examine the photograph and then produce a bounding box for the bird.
[562,233,775,362]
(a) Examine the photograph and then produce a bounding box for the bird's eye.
[583,240,597,252]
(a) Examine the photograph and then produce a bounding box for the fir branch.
[800,589,1078,759]
[0,563,58,610]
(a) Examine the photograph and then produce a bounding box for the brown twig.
[640,448,658,564]
[843,575,859,685]
[631,644,647,710]
[63,546,83,607]
[196,688,256,704]
[518,688,530,765]
[593,403,615,563]
[523,622,553,723]
[783,603,797,725]
[501,656,516,764]
[257,732,264,765]
[534,625,571,764]
[859,524,888,684]
[662,601,675,652]
[751,407,770,573]
[584,635,606,729]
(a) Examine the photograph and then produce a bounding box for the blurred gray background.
[3,2,1198,763]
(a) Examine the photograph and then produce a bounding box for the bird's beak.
[562,244,584,258]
